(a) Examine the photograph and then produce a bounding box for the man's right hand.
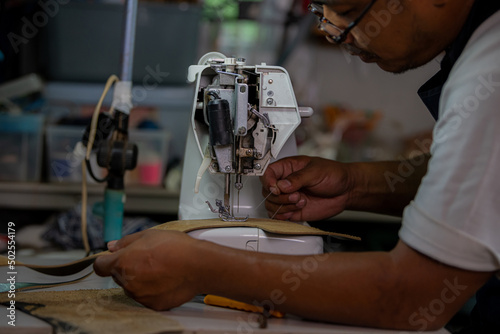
[260,156,356,221]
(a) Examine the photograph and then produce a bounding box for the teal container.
[103,188,125,242]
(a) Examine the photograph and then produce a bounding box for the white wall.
[283,42,439,156]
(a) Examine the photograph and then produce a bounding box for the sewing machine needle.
[235,174,243,214]
[224,173,230,212]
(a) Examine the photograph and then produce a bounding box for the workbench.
[0,251,449,334]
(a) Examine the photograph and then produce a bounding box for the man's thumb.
[276,176,301,194]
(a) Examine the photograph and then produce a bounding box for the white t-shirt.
[399,11,500,274]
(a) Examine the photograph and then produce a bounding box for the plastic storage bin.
[45,125,95,183]
[126,130,171,186]
[0,114,44,182]
[46,125,170,186]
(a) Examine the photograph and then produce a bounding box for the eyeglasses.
[308,0,378,44]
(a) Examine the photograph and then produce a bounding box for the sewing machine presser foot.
[206,200,249,222]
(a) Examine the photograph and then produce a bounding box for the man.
[94,0,500,331]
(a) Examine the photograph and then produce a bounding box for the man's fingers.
[260,171,281,195]
[107,240,118,251]
[261,156,310,193]
[95,232,146,280]
[276,165,318,194]
[109,231,144,251]
[264,191,301,205]
[266,199,304,217]
[93,253,118,277]
[268,209,303,221]
[276,179,292,193]
[269,186,280,195]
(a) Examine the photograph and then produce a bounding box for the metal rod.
[224,174,230,214]
[120,0,138,82]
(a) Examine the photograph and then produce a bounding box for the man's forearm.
[195,238,490,331]
[346,154,430,216]
[198,243,402,328]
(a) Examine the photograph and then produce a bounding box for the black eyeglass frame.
[308,0,378,44]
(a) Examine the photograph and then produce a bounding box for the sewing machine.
[179,52,323,255]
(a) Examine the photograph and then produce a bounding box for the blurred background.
[0,0,438,253]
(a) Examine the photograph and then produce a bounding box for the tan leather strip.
[0,252,107,276]
[0,271,94,293]
[0,218,359,275]
[153,218,361,240]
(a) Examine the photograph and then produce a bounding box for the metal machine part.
[183,52,311,220]
[206,199,248,222]
[179,52,322,256]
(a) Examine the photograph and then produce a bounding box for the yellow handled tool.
[204,295,285,318]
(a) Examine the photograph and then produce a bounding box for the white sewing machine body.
[188,228,323,255]
[179,52,322,255]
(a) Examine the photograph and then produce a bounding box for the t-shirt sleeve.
[399,14,500,273]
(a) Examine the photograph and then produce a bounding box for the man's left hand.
[94,230,203,311]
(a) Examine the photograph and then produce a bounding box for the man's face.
[321,0,444,73]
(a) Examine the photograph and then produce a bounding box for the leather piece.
[0,253,106,276]
[0,288,182,333]
[0,218,359,276]
[153,218,361,240]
